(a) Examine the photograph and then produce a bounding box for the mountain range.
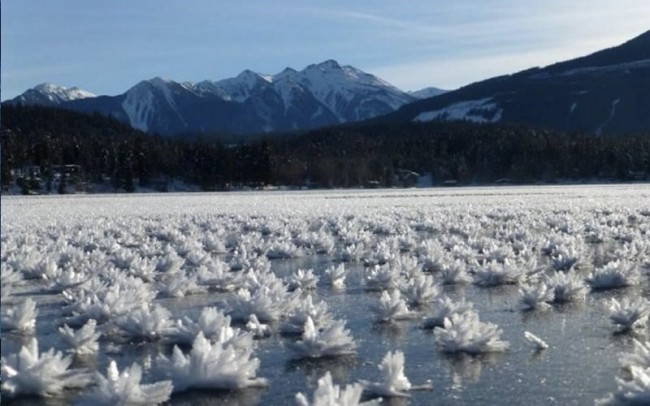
[8,60,442,135]
[8,30,650,136]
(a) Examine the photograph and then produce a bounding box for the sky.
[2,1,649,100]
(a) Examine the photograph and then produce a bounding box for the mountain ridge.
[9,60,436,135]
[381,30,650,135]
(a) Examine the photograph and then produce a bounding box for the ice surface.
[2,185,650,404]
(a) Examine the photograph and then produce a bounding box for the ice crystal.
[59,319,101,354]
[76,360,172,405]
[295,371,365,406]
[156,332,267,392]
[1,337,92,397]
[609,297,650,330]
[434,311,509,354]
[373,289,418,323]
[1,298,38,333]
[288,317,357,358]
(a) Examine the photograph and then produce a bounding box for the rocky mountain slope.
[382,30,650,135]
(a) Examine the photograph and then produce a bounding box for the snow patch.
[121,84,156,132]
[32,83,96,103]
[596,98,620,135]
[414,98,502,124]
[560,59,650,77]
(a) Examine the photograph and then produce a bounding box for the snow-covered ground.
[2,184,649,404]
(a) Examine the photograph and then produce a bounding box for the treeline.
[1,105,271,192]
[1,104,649,193]
[272,122,650,187]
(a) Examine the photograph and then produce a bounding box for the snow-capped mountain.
[10,61,420,135]
[10,83,96,107]
[384,30,650,135]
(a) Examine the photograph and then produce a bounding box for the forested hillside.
[2,104,649,194]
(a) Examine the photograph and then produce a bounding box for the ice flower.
[197,260,238,292]
[545,270,588,303]
[111,248,140,270]
[609,297,650,331]
[167,307,253,350]
[335,243,365,263]
[472,259,526,287]
[422,296,474,328]
[246,314,271,338]
[43,266,91,293]
[402,274,440,306]
[266,240,304,259]
[325,263,347,289]
[295,371,364,406]
[281,295,334,334]
[374,351,411,395]
[549,246,584,271]
[1,337,92,397]
[115,304,174,342]
[434,311,509,354]
[519,282,555,310]
[4,247,43,279]
[620,339,650,370]
[288,317,357,358]
[293,231,335,255]
[1,263,23,302]
[62,275,156,326]
[420,246,449,273]
[598,339,650,405]
[35,257,60,280]
[395,255,420,279]
[203,234,228,254]
[364,264,401,291]
[156,271,205,298]
[154,251,185,274]
[587,260,642,291]
[362,241,397,267]
[437,260,472,285]
[226,285,300,323]
[373,290,418,323]
[360,350,433,398]
[184,249,211,268]
[155,332,267,392]
[610,365,650,405]
[76,360,172,406]
[478,243,514,264]
[287,268,319,291]
[59,319,101,355]
[2,298,38,333]
[1,262,22,287]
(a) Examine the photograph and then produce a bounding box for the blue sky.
[2,1,649,100]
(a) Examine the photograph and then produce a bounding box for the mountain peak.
[148,76,173,85]
[10,83,96,106]
[34,82,60,91]
[236,69,272,83]
[307,59,342,71]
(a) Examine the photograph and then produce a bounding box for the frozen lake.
[2,184,649,405]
